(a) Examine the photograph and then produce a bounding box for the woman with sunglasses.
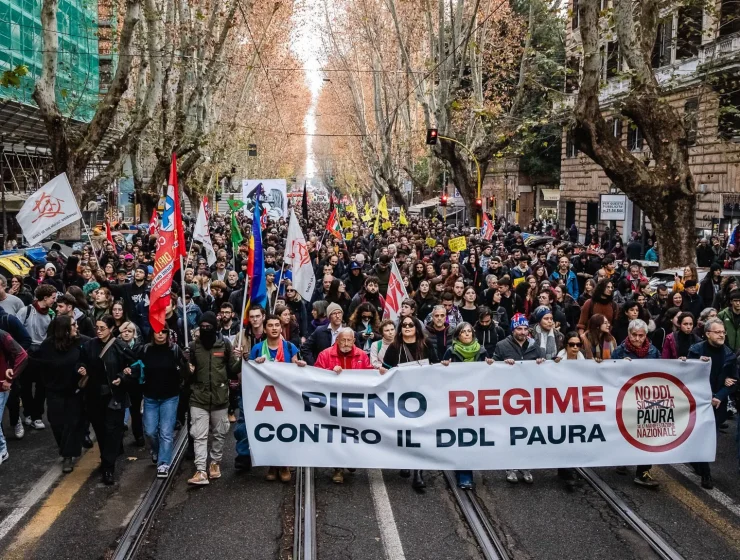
[440,322,492,489]
[134,328,188,479]
[78,315,137,485]
[284,282,309,342]
[556,331,585,360]
[381,317,438,491]
[348,303,380,355]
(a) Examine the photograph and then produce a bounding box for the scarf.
[311,318,329,329]
[675,331,695,358]
[599,339,613,360]
[33,301,50,315]
[535,325,558,360]
[624,337,650,358]
[452,339,481,362]
[260,337,285,362]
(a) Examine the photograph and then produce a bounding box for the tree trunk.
[645,192,696,267]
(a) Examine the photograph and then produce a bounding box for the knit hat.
[326,302,343,317]
[684,279,697,288]
[44,262,56,272]
[511,313,529,330]
[82,281,100,296]
[265,268,277,275]
[350,261,361,270]
[147,266,154,275]
[136,264,148,273]
[199,311,218,329]
[532,306,552,324]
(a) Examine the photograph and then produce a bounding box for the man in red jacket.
[313,327,372,483]
[314,328,372,372]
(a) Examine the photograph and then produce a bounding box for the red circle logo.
[616,372,697,452]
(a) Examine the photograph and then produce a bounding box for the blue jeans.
[143,396,179,466]
[0,391,8,456]
[234,397,250,458]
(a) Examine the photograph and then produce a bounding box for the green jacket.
[187,336,241,411]
[717,308,740,351]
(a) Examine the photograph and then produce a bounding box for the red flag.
[149,154,185,333]
[325,208,343,240]
[261,204,268,229]
[148,208,158,236]
[382,260,407,321]
[105,220,115,248]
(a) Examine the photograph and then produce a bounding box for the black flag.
[302,180,309,222]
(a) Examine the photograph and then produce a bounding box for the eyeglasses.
[401,322,415,328]
[707,330,726,335]
[95,325,109,331]
[568,342,582,347]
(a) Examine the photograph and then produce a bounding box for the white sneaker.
[0,451,8,465]
[14,421,24,439]
[156,464,170,478]
[23,416,32,426]
[520,470,534,484]
[32,419,45,430]
[506,470,518,483]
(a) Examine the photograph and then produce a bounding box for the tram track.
[293,467,317,560]
[443,470,512,560]
[111,426,189,560]
[446,468,687,560]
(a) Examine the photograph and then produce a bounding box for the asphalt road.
[2,410,739,560]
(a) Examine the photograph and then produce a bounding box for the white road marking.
[670,463,740,518]
[368,469,407,560]
[0,463,62,542]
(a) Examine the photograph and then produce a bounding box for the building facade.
[560,0,740,242]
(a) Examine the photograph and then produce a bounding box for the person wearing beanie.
[699,263,722,309]
[62,255,84,290]
[492,311,545,485]
[301,301,344,365]
[186,311,241,486]
[109,263,152,340]
[529,305,563,360]
[682,279,703,319]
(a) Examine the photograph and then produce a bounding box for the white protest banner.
[16,173,82,245]
[283,209,315,301]
[193,201,216,266]
[242,360,715,470]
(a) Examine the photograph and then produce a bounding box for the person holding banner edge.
[248,314,306,482]
[611,319,662,488]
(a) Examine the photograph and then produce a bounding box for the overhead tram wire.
[237,0,290,139]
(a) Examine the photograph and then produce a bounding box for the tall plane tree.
[572,0,697,266]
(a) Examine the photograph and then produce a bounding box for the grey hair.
[627,319,648,334]
[699,307,717,322]
[704,317,724,333]
[453,322,474,341]
[0,275,6,288]
[486,274,498,284]
[336,327,355,338]
[432,305,446,315]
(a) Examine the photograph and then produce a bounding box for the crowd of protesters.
[0,201,737,493]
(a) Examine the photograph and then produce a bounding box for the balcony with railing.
[699,31,740,66]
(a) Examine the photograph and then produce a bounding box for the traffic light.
[488,196,495,207]
[426,128,438,145]
[475,197,483,212]
[128,193,135,203]
[440,193,448,206]
[215,192,222,202]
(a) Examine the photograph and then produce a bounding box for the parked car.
[648,267,740,292]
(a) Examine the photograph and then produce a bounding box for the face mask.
[200,329,217,349]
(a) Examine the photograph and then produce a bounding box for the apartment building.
[560,0,740,241]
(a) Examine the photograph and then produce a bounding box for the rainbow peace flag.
[245,184,267,318]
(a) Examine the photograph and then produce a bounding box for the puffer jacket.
[314,344,373,370]
[187,335,241,411]
[492,335,545,361]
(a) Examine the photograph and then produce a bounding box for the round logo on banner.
[616,372,697,452]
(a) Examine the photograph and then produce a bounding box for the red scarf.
[624,338,649,358]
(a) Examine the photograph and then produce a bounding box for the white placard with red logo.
[241,359,716,469]
[16,173,83,245]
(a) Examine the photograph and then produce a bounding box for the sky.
[290,0,328,180]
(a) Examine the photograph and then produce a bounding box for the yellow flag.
[346,204,359,219]
[373,211,380,235]
[399,207,408,226]
[378,196,389,220]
